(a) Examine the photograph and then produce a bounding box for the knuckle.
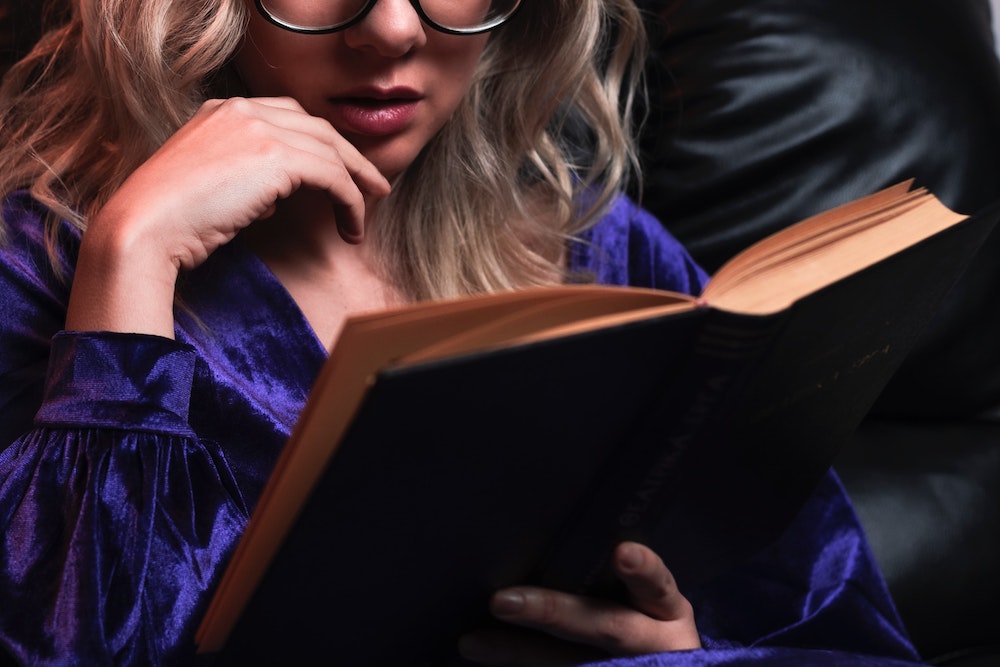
[650,578,676,603]
[277,94,305,111]
[592,614,636,653]
[533,592,565,625]
[676,596,694,619]
[253,134,286,161]
[213,96,262,125]
[328,165,364,200]
[220,95,254,113]
[305,113,334,134]
[199,98,226,113]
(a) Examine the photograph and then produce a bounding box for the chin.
[348,128,436,184]
[364,147,423,184]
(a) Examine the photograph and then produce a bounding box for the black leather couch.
[635,1,1000,664]
[3,1,1000,665]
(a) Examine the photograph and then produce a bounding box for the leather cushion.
[838,418,1000,660]
[636,0,1000,417]
[636,0,1000,659]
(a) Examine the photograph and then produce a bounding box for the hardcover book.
[195,182,999,665]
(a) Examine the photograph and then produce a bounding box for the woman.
[0,0,922,665]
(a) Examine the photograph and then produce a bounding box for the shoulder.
[2,190,79,248]
[0,191,79,293]
[3,190,50,236]
[570,193,709,295]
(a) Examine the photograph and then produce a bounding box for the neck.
[243,189,405,349]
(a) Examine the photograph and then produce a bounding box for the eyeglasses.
[254,0,522,35]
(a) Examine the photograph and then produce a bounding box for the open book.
[195,182,999,665]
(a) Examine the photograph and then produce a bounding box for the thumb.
[612,542,693,624]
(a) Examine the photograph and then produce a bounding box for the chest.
[264,254,405,351]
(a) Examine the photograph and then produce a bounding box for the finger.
[202,97,391,201]
[222,98,390,242]
[201,115,371,239]
[612,542,692,623]
[458,626,602,667]
[241,95,307,111]
[271,146,369,242]
[488,587,648,654]
[489,584,699,655]
[332,201,364,244]
[241,97,392,197]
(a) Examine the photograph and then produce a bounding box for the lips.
[328,87,423,137]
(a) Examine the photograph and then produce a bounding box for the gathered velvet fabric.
[0,192,919,666]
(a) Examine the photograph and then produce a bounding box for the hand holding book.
[459,542,701,665]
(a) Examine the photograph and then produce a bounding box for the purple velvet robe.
[0,192,922,666]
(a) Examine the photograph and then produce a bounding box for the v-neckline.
[174,237,331,434]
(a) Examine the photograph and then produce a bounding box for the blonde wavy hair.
[0,0,647,301]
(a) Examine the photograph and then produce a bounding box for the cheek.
[430,37,490,109]
[234,42,286,96]
[234,21,324,97]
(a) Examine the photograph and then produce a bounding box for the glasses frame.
[253,0,522,35]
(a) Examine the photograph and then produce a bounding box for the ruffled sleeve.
[0,335,249,666]
[0,196,248,665]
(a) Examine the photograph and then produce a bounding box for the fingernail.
[490,590,525,616]
[617,543,643,572]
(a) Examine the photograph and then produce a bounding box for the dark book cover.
[209,199,1000,666]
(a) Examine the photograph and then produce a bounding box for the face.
[236,0,491,180]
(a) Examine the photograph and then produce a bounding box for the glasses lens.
[259,0,521,33]
[421,0,521,32]
[259,0,369,32]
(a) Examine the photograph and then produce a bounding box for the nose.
[342,0,427,57]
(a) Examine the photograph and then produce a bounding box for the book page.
[704,183,967,314]
[400,288,694,365]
